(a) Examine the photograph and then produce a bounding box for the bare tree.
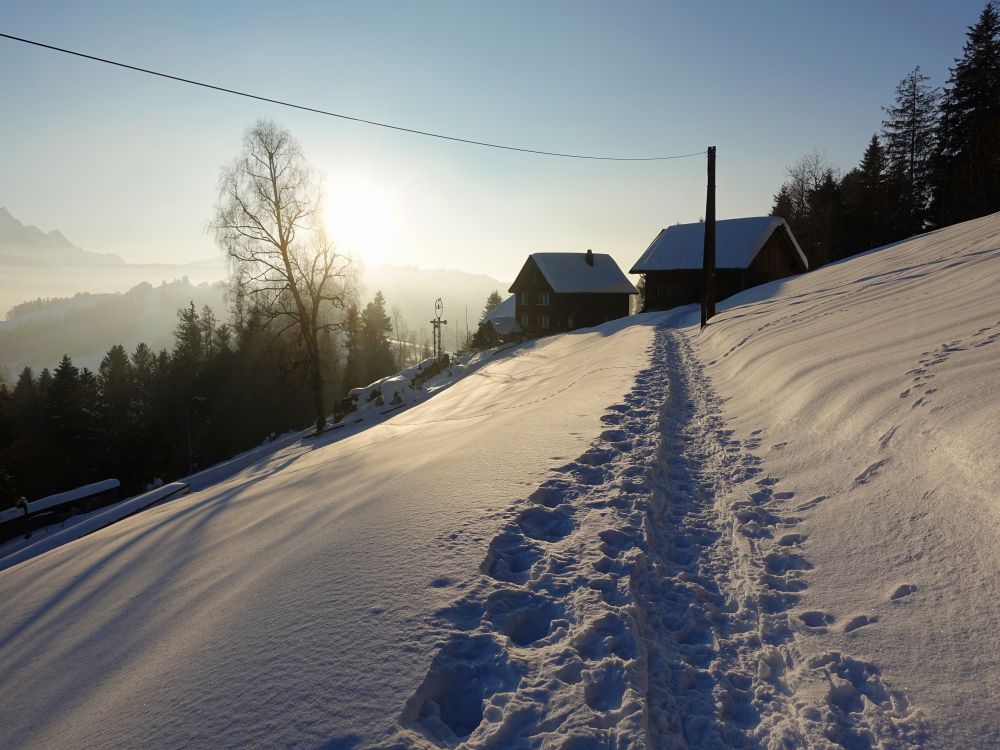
[213,119,353,433]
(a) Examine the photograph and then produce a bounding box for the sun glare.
[323,178,397,266]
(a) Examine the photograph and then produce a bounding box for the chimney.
[585,248,594,267]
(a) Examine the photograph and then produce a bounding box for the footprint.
[583,659,628,712]
[799,610,836,628]
[773,491,795,501]
[485,589,562,646]
[764,551,813,574]
[878,425,898,450]
[795,495,828,511]
[573,613,636,661]
[777,533,807,547]
[481,531,540,583]
[598,528,637,557]
[853,459,890,486]
[529,481,573,507]
[400,634,521,741]
[842,614,878,633]
[890,583,918,601]
[517,507,573,542]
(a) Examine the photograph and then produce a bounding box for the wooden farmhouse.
[630,217,808,311]
[510,250,638,336]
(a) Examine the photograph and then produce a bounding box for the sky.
[0,1,988,282]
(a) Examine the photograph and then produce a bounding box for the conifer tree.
[933,1,1000,224]
[479,291,504,323]
[362,291,395,384]
[882,66,939,234]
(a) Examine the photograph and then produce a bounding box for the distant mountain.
[0,207,126,267]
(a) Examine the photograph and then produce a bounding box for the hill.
[1,214,998,747]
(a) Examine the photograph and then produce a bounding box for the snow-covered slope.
[1,213,998,749]
[696,213,1000,748]
[0,315,659,749]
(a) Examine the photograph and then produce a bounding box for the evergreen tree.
[769,184,795,221]
[342,303,362,394]
[173,302,204,374]
[45,355,89,490]
[933,1,1000,224]
[478,291,504,323]
[882,66,939,234]
[361,291,395,384]
[97,344,134,474]
[838,135,890,256]
[131,342,156,425]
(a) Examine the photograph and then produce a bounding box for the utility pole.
[701,145,717,328]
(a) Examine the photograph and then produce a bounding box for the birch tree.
[213,119,352,432]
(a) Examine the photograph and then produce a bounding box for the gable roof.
[511,252,638,295]
[630,217,808,272]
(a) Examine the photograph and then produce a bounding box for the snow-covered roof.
[630,217,808,272]
[483,295,516,324]
[513,252,639,295]
[482,296,522,335]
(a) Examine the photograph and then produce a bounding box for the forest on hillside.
[771,2,1000,267]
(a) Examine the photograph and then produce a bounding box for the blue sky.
[0,1,987,279]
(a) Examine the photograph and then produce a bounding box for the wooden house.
[509,250,638,335]
[630,217,808,311]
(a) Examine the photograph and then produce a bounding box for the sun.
[323,178,397,265]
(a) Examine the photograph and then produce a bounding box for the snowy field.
[1,213,999,748]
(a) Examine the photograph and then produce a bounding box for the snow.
[0,479,120,526]
[1,212,999,747]
[631,216,808,272]
[0,483,188,572]
[483,295,522,336]
[527,252,639,294]
[0,314,656,749]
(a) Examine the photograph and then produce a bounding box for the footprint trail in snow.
[386,324,925,749]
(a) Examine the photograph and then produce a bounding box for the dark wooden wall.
[747,229,807,286]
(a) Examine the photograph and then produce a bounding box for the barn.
[630,217,808,311]
[509,250,637,336]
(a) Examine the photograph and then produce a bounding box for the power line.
[1,31,705,163]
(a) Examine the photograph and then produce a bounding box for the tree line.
[772,2,1000,267]
[0,291,420,508]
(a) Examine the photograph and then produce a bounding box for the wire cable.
[1,32,705,162]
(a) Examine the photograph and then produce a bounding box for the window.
[539,313,550,329]
[537,290,550,306]
[520,313,529,327]
[567,315,575,329]
[656,283,684,297]
[518,291,528,305]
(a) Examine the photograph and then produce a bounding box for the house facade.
[509,250,637,336]
[631,217,808,311]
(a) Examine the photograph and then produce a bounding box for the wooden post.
[701,146,717,328]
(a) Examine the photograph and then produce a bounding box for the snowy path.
[392,323,925,748]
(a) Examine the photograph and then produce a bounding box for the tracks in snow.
[387,325,925,749]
